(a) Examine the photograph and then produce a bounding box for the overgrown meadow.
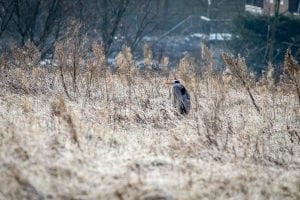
[0,30,299,199]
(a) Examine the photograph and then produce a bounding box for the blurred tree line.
[229,13,300,72]
[228,1,300,74]
[0,0,209,58]
[0,0,299,73]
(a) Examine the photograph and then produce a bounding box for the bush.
[229,13,300,74]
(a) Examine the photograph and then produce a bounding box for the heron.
[166,78,191,114]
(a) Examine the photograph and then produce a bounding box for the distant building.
[245,0,264,14]
[245,0,300,15]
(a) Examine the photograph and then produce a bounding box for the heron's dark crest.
[173,77,180,84]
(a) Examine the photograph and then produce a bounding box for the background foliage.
[229,13,300,74]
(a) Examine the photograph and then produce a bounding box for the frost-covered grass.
[0,42,299,199]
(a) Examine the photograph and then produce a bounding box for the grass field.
[0,42,299,199]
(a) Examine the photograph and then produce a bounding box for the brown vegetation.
[0,42,299,200]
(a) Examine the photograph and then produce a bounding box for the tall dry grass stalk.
[177,53,196,85]
[201,43,214,75]
[92,42,107,76]
[284,49,300,104]
[51,96,81,148]
[54,42,72,100]
[222,52,261,113]
[115,45,137,100]
[143,43,153,70]
[91,42,109,100]
[200,43,223,97]
[260,62,275,90]
[115,45,136,75]
[160,55,169,73]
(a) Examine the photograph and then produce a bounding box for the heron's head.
[165,78,181,85]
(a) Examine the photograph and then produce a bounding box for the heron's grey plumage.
[171,80,191,114]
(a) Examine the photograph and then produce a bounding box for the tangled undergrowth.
[0,40,299,200]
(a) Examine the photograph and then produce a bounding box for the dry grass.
[0,42,299,200]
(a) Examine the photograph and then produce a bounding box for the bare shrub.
[115,45,137,102]
[6,66,55,95]
[115,45,137,75]
[11,41,41,70]
[54,22,88,100]
[5,42,44,94]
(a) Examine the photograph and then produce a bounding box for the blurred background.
[0,0,299,73]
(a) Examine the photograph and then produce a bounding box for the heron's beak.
[165,80,173,85]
